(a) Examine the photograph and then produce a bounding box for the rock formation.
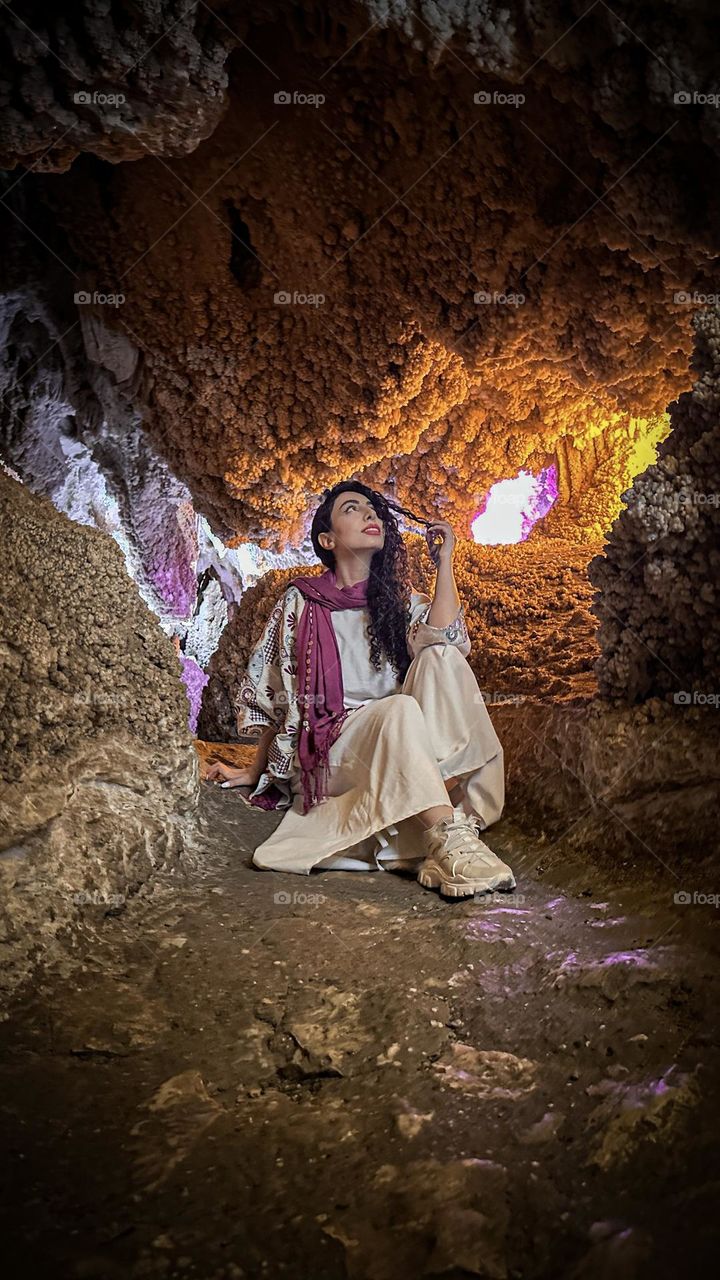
[0,1,233,172]
[0,472,199,999]
[1,0,719,918]
[590,304,720,701]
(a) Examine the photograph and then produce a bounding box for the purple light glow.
[180,655,209,734]
[150,561,198,619]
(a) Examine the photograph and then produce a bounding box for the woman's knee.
[375,691,427,726]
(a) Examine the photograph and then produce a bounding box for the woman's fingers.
[220,767,258,789]
[206,762,257,787]
[206,762,231,782]
[426,528,443,560]
[425,520,456,560]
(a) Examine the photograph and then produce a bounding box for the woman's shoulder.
[278,583,309,624]
[275,582,302,608]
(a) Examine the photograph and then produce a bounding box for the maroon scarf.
[247,568,370,814]
[289,567,369,813]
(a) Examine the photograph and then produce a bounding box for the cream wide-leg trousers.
[250,644,505,875]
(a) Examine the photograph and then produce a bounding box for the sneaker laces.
[430,812,499,878]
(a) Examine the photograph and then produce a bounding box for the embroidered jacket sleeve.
[236,586,306,809]
[406,590,471,658]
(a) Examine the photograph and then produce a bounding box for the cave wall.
[494,692,720,868]
[590,303,720,702]
[0,268,200,625]
[1,0,719,730]
[0,472,199,1000]
[0,0,234,171]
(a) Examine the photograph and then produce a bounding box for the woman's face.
[325,490,385,554]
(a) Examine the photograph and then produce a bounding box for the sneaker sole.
[417,863,517,898]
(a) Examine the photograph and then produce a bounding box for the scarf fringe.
[300,706,352,814]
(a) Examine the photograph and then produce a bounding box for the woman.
[207,480,516,898]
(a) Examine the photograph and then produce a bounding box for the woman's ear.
[318,532,334,551]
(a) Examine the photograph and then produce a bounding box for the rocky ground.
[1,775,718,1280]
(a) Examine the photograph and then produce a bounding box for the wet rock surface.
[1,782,718,1279]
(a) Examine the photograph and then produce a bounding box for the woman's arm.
[248,724,276,780]
[425,520,461,628]
[206,725,277,787]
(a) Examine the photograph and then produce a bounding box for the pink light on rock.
[180,655,209,735]
[472,464,557,545]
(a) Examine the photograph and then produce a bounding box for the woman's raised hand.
[425,519,456,566]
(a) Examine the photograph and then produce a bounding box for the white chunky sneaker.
[417,807,516,898]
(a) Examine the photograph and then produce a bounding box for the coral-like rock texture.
[590,304,720,701]
[2,0,718,549]
[1,1,719,882]
[0,276,201,626]
[0,472,199,1000]
[494,693,720,865]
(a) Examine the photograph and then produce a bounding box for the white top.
[330,606,404,707]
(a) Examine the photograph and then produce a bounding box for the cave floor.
[1,784,719,1280]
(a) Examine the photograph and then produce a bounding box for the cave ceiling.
[1,0,718,548]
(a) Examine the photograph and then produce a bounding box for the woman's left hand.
[206,762,259,787]
[426,519,456,566]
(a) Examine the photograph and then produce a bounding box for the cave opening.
[471,463,558,544]
[1,2,719,1277]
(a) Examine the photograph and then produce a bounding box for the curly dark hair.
[310,480,434,682]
